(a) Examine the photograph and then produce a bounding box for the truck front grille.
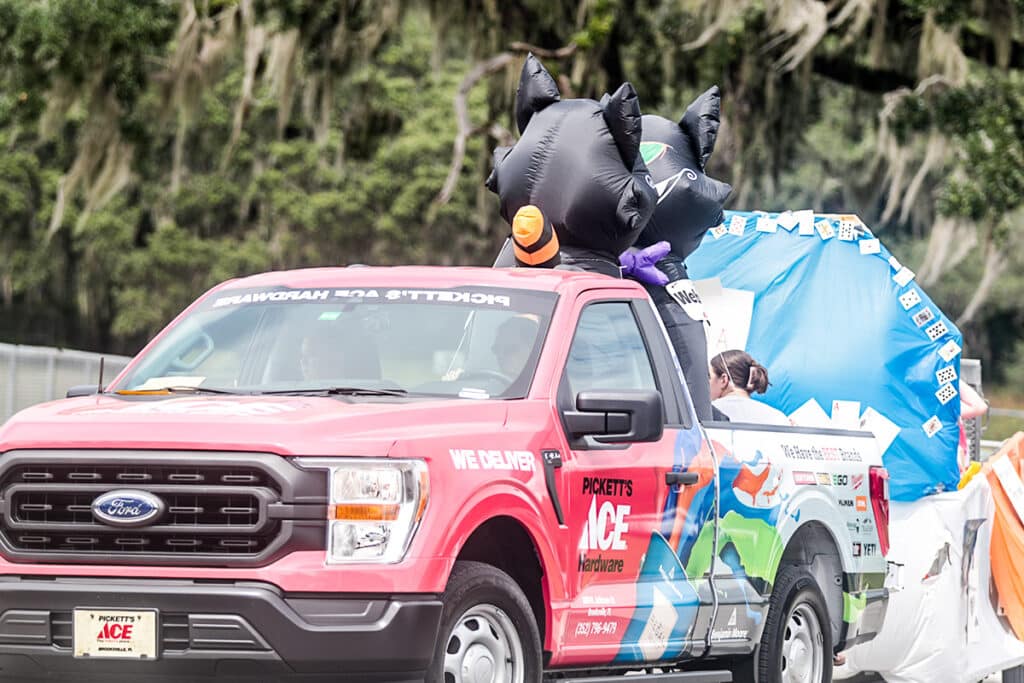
[0,451,327,567]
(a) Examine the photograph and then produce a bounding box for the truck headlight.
[293,458,429,564]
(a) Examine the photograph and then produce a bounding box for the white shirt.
[713,395,791,426]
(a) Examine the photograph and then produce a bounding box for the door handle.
[665,471,699,486]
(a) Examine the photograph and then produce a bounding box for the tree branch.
[811,54,916,93]
[507,42,577,59]
[433,52,516,207]
[433,42,576,210]
[960,25,1024,70]
[957,230,1007,327]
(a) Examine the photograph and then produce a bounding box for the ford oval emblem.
[91,490,165,528]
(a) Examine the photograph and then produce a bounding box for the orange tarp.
[985,432,1024,642]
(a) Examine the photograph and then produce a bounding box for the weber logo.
[578,497,630,552]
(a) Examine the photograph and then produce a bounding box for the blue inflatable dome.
[687,210,962,501]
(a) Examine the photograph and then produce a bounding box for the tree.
[0,0,1021,385]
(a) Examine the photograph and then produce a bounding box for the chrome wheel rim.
[442,603,524,683]
[780,602,824,683]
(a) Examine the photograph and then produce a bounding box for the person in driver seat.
[299,331,347,381]
[297,319,381,383]
[491,315,540,380]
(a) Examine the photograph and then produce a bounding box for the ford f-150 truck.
[0,266,889,683]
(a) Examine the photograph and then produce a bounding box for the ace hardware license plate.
[72,609,158,659]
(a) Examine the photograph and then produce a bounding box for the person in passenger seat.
[708,349,790,426]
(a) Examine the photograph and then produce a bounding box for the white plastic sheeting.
[838,478,1024,682]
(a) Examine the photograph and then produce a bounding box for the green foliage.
[0,0,1022,393]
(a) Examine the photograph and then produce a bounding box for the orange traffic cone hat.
[512,205,560,268]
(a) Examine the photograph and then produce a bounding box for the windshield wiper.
[258,386,409,397]
[115,386,243,395]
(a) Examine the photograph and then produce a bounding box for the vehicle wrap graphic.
[561,425,884,666]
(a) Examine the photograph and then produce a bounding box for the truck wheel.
[741,564,833,683]
[427,561,542,683]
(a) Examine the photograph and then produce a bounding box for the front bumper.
[0,576,442,681]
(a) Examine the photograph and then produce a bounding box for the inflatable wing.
[634,86,733,258]
[687,211,963,501]
[487,54,657,275]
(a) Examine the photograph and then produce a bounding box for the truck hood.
[0,394,510,457]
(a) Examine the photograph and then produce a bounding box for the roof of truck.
[213,265,645,296]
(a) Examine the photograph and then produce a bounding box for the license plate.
[73,609,158,659]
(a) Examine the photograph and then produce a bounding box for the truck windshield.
[114,286,557,400]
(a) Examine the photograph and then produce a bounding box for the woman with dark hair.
[708,349,790,425]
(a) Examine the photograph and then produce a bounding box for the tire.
[1005,664,1024,683]
[736,564,834,683]
[426,560,542,683]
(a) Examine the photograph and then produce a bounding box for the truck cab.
[0,266,889,682]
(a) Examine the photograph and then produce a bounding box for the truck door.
[553,295,716,668]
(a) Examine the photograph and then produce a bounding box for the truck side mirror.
[563,389,664,443]
[66,385,100,398]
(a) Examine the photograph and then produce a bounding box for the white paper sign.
[893,267,915,287]
[796,210,815,235]
[788,398,832,429]
[936,366,957,385]
[693,279,754,356]
[859,407,901,455]
[838,218,858,241]
[776,211,797,231]
[728,215,746,236]
[831,400,862,430]
[935,382,958,405]
[899,289,922,310]
[665,279,707,323]
[938,339,962,362]
[859,238,881,255]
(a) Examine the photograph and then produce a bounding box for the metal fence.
[0,343,133,423]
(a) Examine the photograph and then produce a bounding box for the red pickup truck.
[0,266,889,682]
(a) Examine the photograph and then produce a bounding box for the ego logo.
[832,474,849,487]
[578,497,630,552]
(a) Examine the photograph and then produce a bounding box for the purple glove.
[619,241,671,286]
